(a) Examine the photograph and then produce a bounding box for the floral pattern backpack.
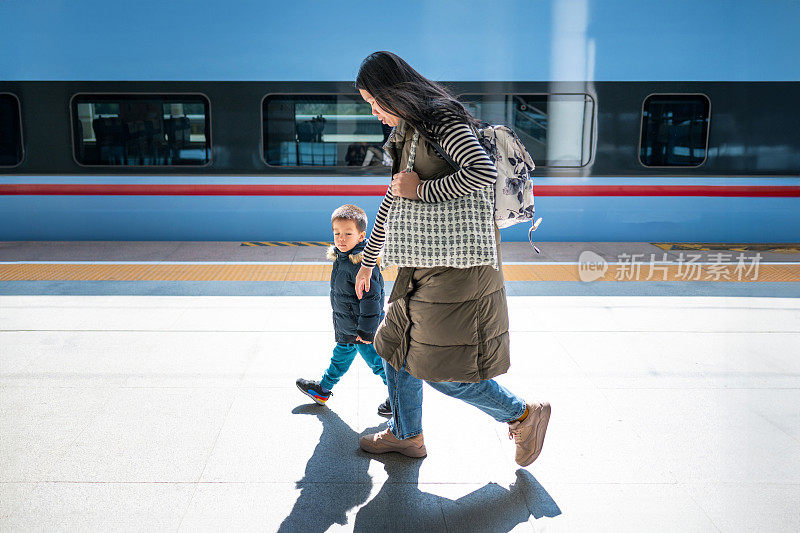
[477,125,536,228]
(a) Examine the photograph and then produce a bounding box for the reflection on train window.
[460,94,594,167]
[72,95,210,166]
[263,95,391,167]
[0,94,23,166]
[640,94,710,167]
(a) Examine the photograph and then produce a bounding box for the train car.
[1,0,798,242]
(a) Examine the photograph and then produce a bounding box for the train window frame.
[69,92,213,168]
[0,92,25,168]
[638,92,711,168]
[260,92,391,172]
[456,92,596,168]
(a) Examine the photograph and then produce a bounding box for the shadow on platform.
[278,404,560,531]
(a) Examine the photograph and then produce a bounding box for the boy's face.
[332,219,366,253]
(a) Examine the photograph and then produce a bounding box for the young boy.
[296,204,391,417]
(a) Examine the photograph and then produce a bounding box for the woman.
[354,51,550,466]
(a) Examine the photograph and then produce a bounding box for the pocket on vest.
[408,299,479,347]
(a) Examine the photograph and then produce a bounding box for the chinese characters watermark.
[578,252,762,282]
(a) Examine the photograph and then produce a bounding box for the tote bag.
[383,131,498,269]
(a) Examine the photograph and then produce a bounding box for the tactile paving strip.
[1,263,798,282]
[653,243,800,253]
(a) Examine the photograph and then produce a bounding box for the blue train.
[1,0,798,242]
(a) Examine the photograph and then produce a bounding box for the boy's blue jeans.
[321,342,387,391]
[384,360,527,439]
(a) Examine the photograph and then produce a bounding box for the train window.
[639,94,710,167]
[459,94,594,167]
[0,94,23,167]
[71,94,210,166]
[262,94,391,167]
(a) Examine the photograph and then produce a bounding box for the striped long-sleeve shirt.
[362,119,497,269]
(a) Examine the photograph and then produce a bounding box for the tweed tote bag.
[383,131,498,269]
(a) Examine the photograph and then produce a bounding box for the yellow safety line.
[1,263,799,282]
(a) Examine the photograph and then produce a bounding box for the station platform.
[1,241,799,531]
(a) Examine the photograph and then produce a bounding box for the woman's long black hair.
[355,51,481,142]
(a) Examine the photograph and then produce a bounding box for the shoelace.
[508,426,524,443]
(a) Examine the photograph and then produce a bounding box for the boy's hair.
[331,204,368,233]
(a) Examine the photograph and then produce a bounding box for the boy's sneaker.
[508,401,551,466]
[377,397,392,418]
[295,378,332,405]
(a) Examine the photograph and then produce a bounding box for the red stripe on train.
[0,184,799,197]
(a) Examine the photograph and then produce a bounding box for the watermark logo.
[578,251,763,282]
[578,251,608,282]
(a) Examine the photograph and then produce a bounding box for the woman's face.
[359,89,400,127]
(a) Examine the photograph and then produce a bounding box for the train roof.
[1,0,798,82]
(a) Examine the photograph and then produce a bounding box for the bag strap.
[528,217,543,254]
[404,129,460,173]
[404,132,421,172]
[424,136,459,172]
[427,122,482,172]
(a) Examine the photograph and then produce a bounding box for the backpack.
[475,125,537,229]
[427,123,542,250]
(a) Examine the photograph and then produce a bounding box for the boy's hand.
[355,265,373,299]
[391,171,421,199]
[356,335,372,344]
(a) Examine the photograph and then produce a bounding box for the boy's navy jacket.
[327,240,385,343]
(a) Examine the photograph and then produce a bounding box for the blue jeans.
[384,360,527,439]
[320,342,387,391]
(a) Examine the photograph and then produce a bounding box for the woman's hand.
[356,335,372,344]
[391,171,421,199]
[355,265,373,299]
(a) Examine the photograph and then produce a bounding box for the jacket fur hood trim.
[326,246,337,261]
[326,246,380,266]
